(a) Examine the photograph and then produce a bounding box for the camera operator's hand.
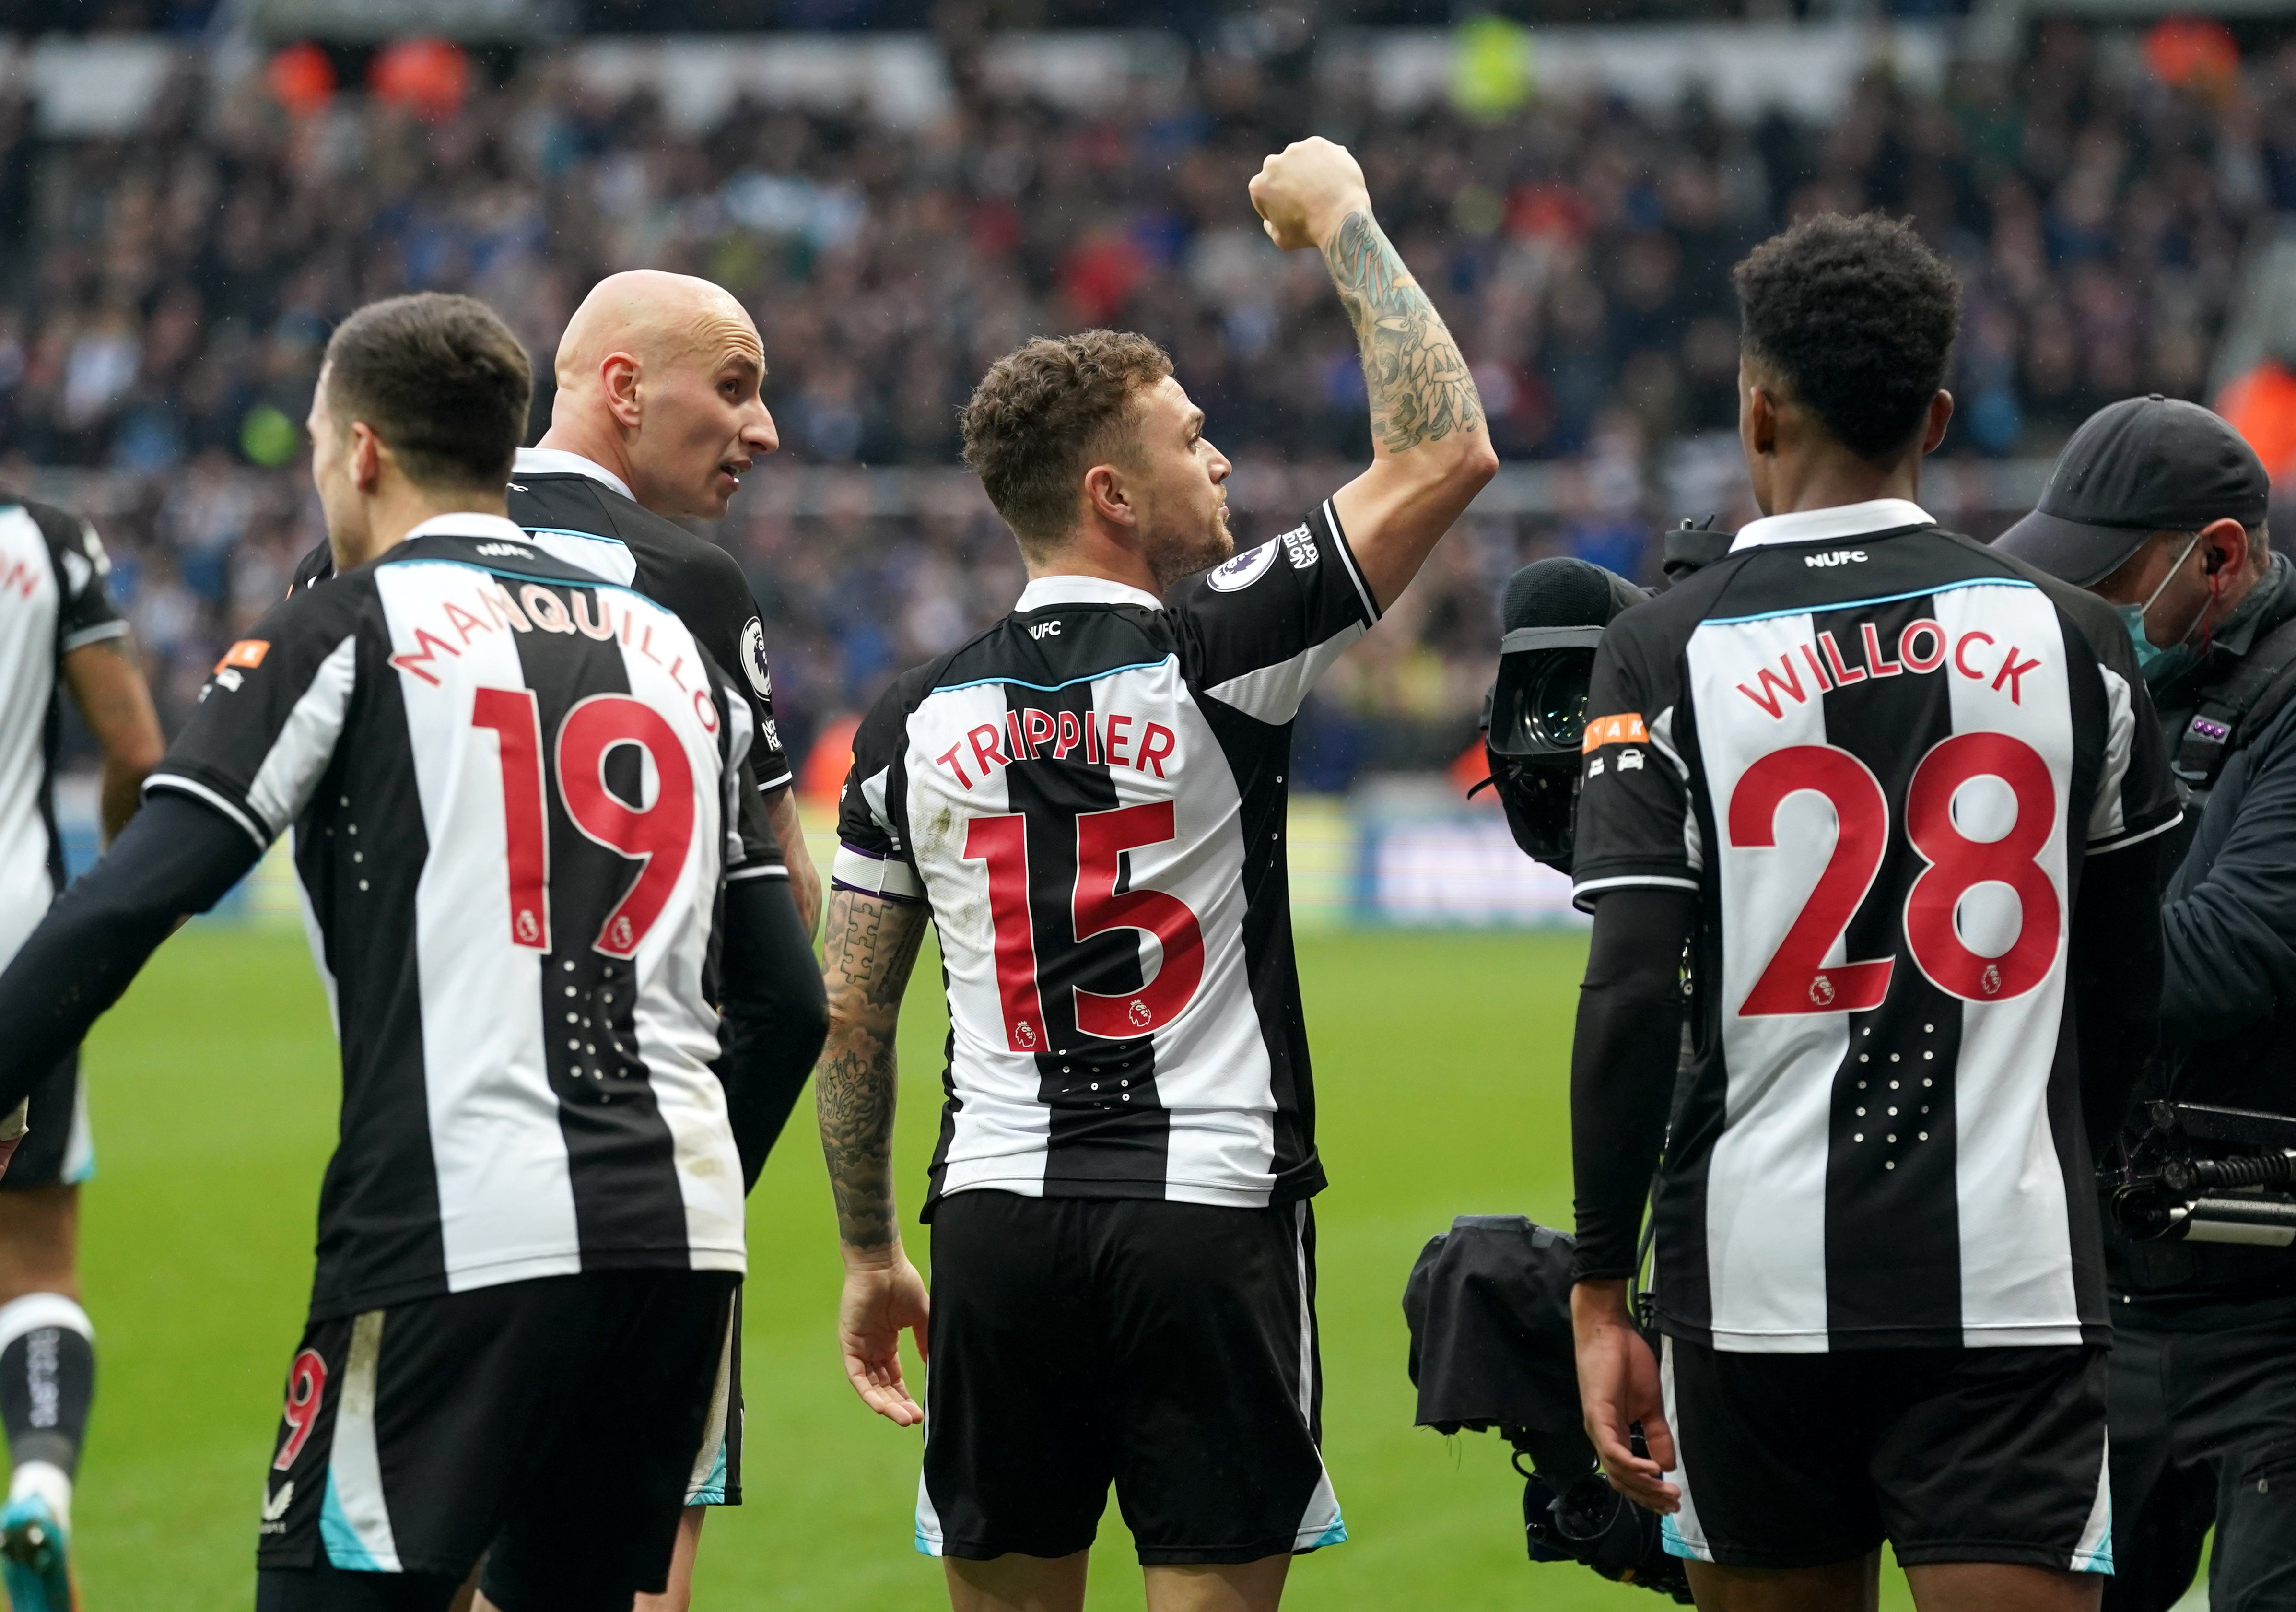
[1571,1279,1679,1514]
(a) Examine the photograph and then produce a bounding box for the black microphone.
[1500,557,1649,634]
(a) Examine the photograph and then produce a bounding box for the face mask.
[2116,531,2206,685]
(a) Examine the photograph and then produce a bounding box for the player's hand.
[1571,1279,1680,1514]
[837,1243,930,1428]
[1249,137,1372,252]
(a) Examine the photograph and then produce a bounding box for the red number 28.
[1728,734,2060,1016]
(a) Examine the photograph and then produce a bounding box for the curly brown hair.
[960,330,1173,555]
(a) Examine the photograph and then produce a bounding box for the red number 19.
[470,687,697,960]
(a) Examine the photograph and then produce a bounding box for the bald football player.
[290,273,826,1612]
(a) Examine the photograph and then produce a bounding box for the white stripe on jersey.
[607,592,747,1274]
[0,508,60,965]
[245,636,357,837]
[1202,620,1366,724]
[2086,667,2137,848]
[522,528,639,587]
[1933,583,2083,1348]
[374,563,744,1291]
[1688,609,1841,1352]
[903,679,1053,1199]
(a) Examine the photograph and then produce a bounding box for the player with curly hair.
[1568,212,2182,1612]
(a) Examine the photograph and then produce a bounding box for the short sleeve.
[1169,497,1379,725]
[709,675,784,882]
[2085,646,2184,857]
[144,589,363,848]
[35,506,128,654]
[831,681,924,904]
[1569,612,1703,909]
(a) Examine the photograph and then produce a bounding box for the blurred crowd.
[7,21,2294,778]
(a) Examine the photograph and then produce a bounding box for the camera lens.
[1530,653,1592,751]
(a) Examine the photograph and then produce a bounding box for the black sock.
[0,1295,94,1483]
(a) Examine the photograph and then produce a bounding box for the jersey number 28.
[1729,732,2061,1015]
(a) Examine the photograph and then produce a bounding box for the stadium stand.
[2,19,2292,777]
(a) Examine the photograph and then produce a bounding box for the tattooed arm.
[1249,137,1499,612]
[817,885,933,1425]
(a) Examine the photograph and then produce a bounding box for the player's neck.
[1756,446,1924,519]
[1026,532,1160,595]
[534,418,638,500]
[330,484,512,572]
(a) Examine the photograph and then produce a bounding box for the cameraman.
[1997,395,2295,1612]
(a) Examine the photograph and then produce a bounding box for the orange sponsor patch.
[1581,712,1649,752]
[215,639,270,672]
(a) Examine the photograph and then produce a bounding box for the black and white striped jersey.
[0,497,126,972]
[836,501,1376,1214]
[151,515,766,1320]
[1571,499,2181,1353]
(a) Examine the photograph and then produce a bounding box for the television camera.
[1481,519,1726,873]
[2109,1101,2296,1250]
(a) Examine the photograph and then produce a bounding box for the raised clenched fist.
[1248,136,1373,252]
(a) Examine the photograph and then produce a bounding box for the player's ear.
[348,422,384,493]
[601,351,644,430]
[1740,367,1778,459]
[1921,390,1954,456]
[1084,462,1135,529]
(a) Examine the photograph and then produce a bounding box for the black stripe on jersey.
[1004,615,1171,1190]
[300,618,450,1318]
[1193,696,1321,1197]
[1817,591,1965,1344]
[514,584,689,1262]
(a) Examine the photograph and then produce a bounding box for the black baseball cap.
[1995,395,2271,586]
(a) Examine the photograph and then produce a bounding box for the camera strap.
[2174,612,2296,796]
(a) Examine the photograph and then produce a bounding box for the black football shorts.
[0,1048,93,1191]
[1658,1335,2113,1574]
[918,1190,1347,1565]
[254,1269,736,1612]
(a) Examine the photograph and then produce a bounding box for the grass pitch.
[69,925,1922,1610]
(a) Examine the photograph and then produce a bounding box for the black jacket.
[2119,552,2296,1303]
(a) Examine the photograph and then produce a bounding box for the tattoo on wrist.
[1324,209,1485,455]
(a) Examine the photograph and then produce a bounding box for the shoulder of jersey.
[513,473,694,553]
[1934,528,2126,662]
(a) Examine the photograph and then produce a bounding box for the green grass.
[70,926,1925,1609]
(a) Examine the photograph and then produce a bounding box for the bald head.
[555,270,761,394]
[540,271,777,519]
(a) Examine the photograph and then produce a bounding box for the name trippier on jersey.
[929,704,1180,790]
[1734,613,2048,718]
[375,569,724,732]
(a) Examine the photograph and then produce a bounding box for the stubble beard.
[1145,505,1235,593]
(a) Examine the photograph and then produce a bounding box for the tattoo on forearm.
[816,892,929,1251]
[1324,209,1484,455]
